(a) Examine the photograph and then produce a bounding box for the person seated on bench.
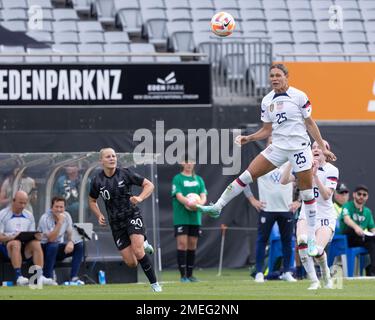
[38,196,84,285]
[0,191,56,286]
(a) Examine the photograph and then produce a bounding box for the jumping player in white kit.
[197,64,337,257]
[281,140,339,289]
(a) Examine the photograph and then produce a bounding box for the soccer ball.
[184,193,201,211]
[210,12,235,37]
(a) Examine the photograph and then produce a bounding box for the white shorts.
[298,211,336,241]
[261,144,313,173]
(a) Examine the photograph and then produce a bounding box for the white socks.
[216,170,253,209]
[300,189,317,240]
[298,241,318,282]
[316,250,331,280]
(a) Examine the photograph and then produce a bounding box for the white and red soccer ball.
[210,12,236,37]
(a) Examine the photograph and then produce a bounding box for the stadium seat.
[54,31,80,44]
[286,0,311,10]
[27,0,53,9]
[166,8,192,22]
[291,20,316,32]
[2,9,28,21]
[367,32,375,43]
[317,31,343,43]
[79,31,105,44]
[70,0,91,16]
[242,20,267,33]
[342,31,367,43]
[139,0,165,10]
[267,224,295,274]
[53,9,79,21]
[53,21,78,32]
[189,0,215,10]
[267,20,291,32]
[191,8,215,21]
[115,7,142,36]
[265,8,291,21]
[164,0,190,10]
[192,21,211,33]
[144,18,168,47]
[2,0,28,9]
[52,44,79,62]
[310,0,335,12]
[103,43,129,62]
[92,0,116,26]
[77,21,103,33]
[335,0,360,10]
[344,43,370,61]
[328,234,368,277]
[237,0,263,10]
[25,47,53,62]
[167,21,194,52]
[104,31,130,44]
[0,21,27,32]
[361,9,375,21]
[240,9,266,21]
[27,30,54,44]
[129,43,155,62]
[263,0,287,10]
[290,9,315,21]
[359,0,375,11]
[0,45,25,63]
[77,43,104,62]
[293,31,318,43]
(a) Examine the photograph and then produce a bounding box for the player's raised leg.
[197,153,276,218]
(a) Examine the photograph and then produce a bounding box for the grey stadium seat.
[343,21,365,32]
[213,0,239,9]
[93,0,116,26]
[192,21,211,33]
[53,31,80,44]
[263,0,287,10]
[191,8,215,21]
[240,9,266,21]
[115,7,142,36]
[293,31,318,43]
[70,0,91,15]
[27,30,53,44]
[104,31,130,44]
[286,0,311,10]
[242,20,267,33]
[77,44,104,62]
[269,31,294,43]
[2,0,28,9]
[27,0,53,9]
[310,0,335,11]
[267,20,291,32]
[144,18,168,47]
[114,0,139,10]
[265,8,291,21]
[53,21,78,32]
[79,31,106,44]
[335,0,360,10]
[366,32,375,44]
[318,43,345,61]
[53,9,79,21]
[290,9,314,21]
[25,47,53,63]
[0,45,25,63]
[342,31,367,43]
[361,9,375,21]
[317,31,343,43]
[139,0,165,10]
[2,9,28,21]
[166,8,192,22]
[103,43,130,62]
[0,21,27,32]
[52,44,79,62]
[237,0,263,10]
[359,0,375,11]
[343,43,370,61]
[166,21,194,52]
[189,0,215,10]
[164,0,190,10]
[141,8,167,23]
[290,20,316,32]
[294,43,320,61]
[129,43,155,62]
[77,21,103,32]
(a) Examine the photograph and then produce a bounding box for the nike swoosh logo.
[224,20,231,27]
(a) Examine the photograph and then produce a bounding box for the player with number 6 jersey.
[89,148,162,292]
[197,64,337,259]
[281,140,339,290]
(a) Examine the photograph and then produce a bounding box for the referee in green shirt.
[171,158,207,282]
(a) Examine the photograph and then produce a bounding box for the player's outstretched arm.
[304,117,337,161]
[235,122,272,146]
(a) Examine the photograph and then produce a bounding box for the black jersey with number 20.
[89,167,145,231]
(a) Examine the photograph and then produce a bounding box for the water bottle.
[98,270,106,285]
[2,281,13,287]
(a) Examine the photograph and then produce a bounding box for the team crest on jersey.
[269,103,274,112]
[276,101,283,110]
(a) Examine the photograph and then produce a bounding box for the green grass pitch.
[1,268,374,300]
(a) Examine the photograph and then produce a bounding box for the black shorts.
[174,225,201,238]
[111,214,146,251]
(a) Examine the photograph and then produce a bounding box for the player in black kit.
[88,148,162,292]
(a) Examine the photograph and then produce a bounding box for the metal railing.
[276,53,375,61]
[198,40,273,103]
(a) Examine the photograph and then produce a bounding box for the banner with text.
[0,63,211,106]
[283,62,375,121]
